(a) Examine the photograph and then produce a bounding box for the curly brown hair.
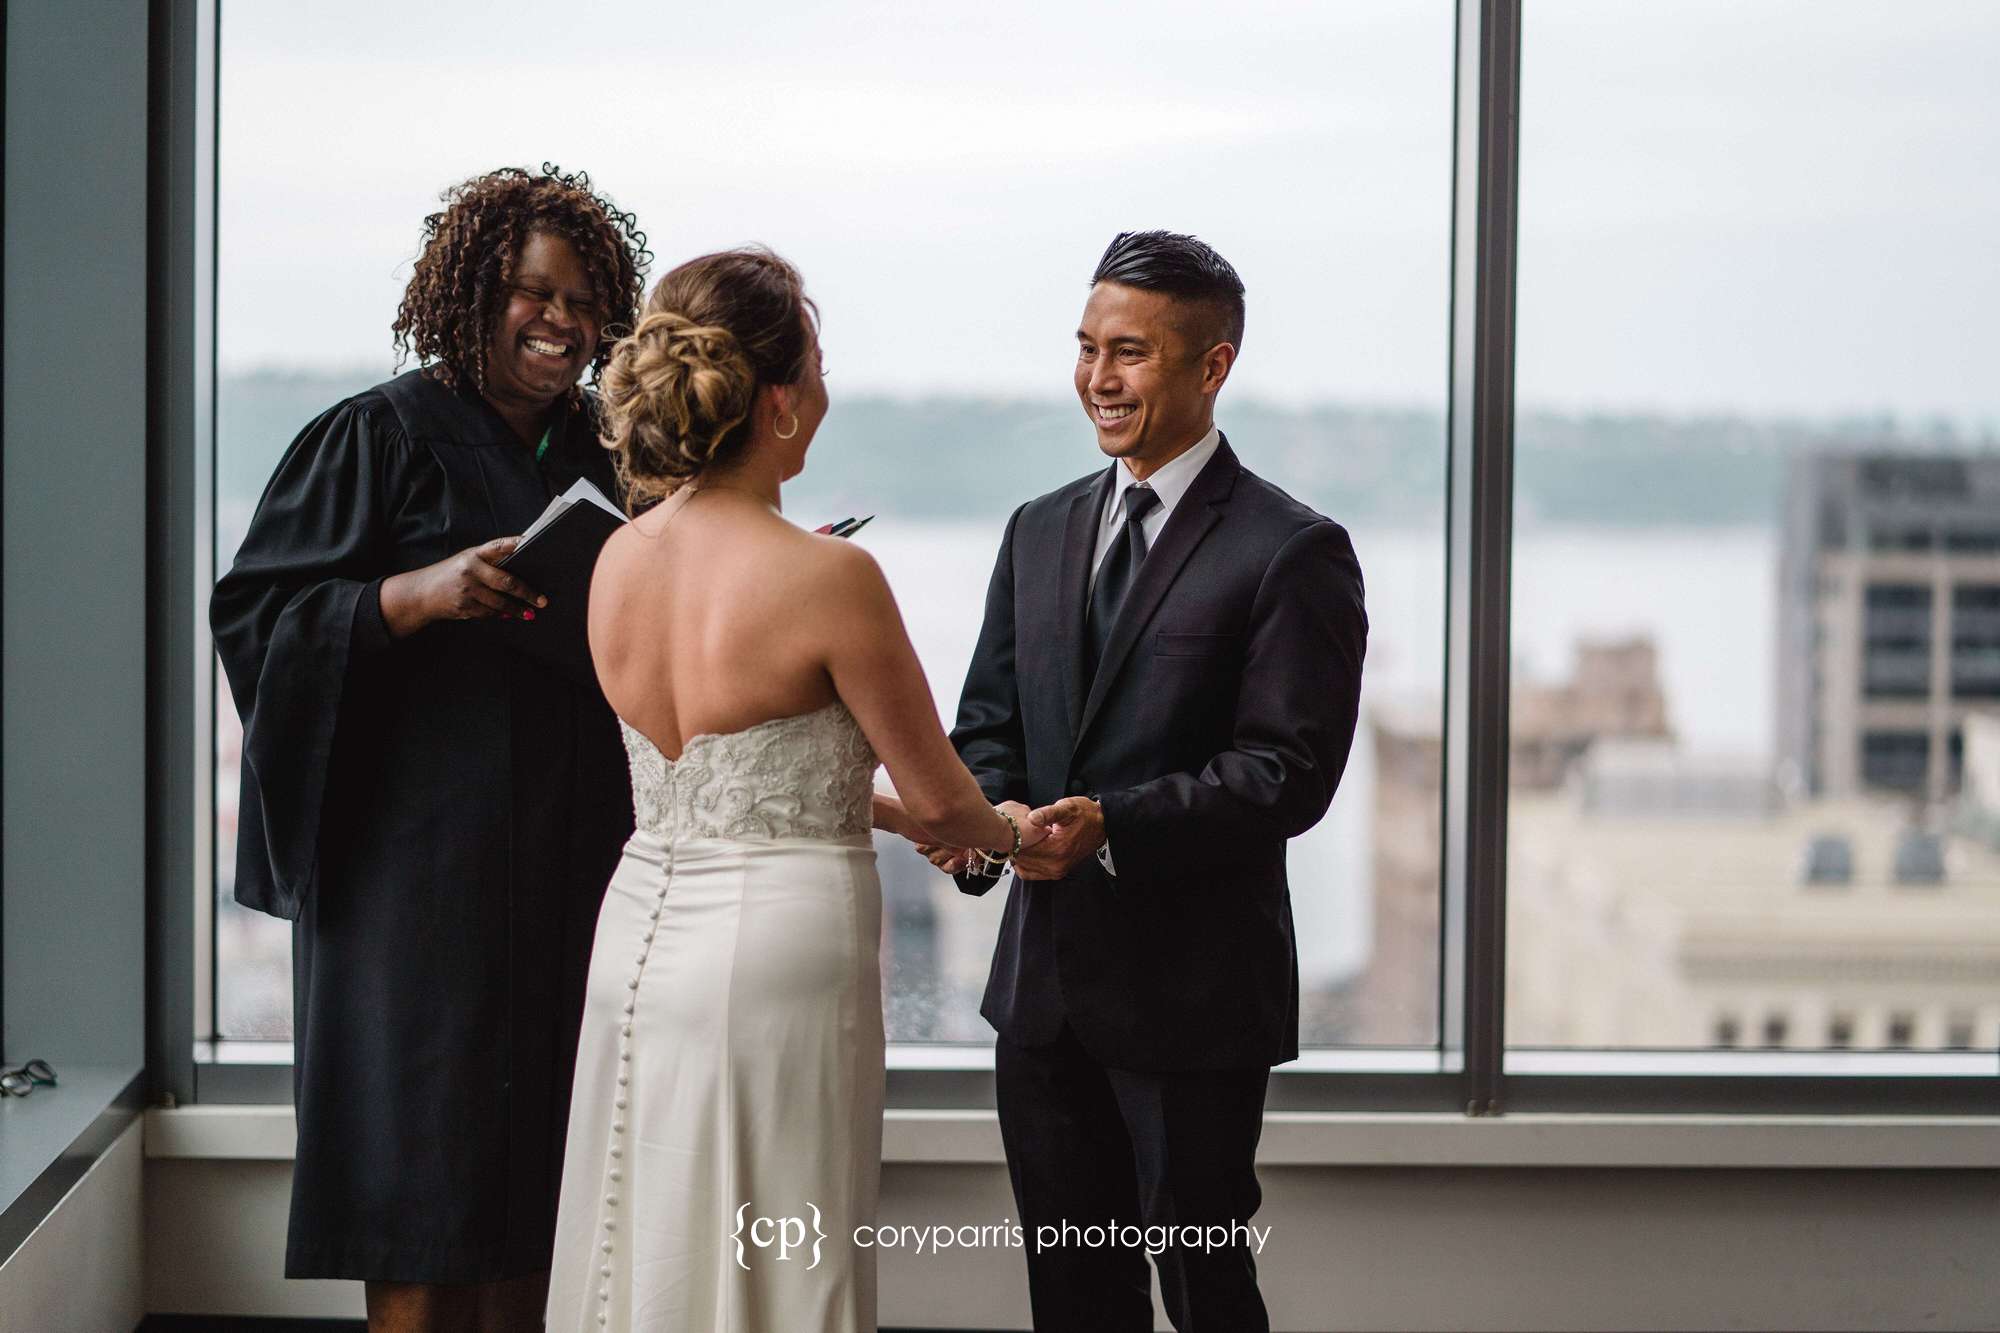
[391,164,651,394]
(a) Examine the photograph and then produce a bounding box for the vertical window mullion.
[1442,0,1523,1115]
[146,0,220,1108]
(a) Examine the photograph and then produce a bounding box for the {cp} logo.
[730,1202,827,1271]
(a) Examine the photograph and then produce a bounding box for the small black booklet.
[496,478,626,689]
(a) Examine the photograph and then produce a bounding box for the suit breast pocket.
[1153,631,1236,659]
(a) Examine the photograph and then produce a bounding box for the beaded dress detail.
[619,699,876,842]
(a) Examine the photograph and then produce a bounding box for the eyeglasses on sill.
[0,1059,57,1097]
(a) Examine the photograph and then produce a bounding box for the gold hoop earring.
[774,412,800,441]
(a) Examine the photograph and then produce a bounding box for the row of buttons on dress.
[597,865,670,1325]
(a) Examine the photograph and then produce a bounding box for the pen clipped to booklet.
[815,515,875,539]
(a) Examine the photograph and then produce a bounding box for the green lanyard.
[534,425,554,463]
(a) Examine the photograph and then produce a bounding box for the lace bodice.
[619,700,877,841]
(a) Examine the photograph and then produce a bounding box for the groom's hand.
[1013,797,1105,881]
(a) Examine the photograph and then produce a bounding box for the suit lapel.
[1075,438,1241,748]
[1057,467,1116,742]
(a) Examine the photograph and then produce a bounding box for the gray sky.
[222,1,1997,426]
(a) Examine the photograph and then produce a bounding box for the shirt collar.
[1107,425,1222,524]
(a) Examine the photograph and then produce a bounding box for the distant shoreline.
[215,368,2000,533]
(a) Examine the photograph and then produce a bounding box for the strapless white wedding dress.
[546,700,885,1332]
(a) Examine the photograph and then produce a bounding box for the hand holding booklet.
[496,479,874,689]
[494,477,628,688]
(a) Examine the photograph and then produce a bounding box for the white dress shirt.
[1086,425,1222,875]
[1088,426,1222,591]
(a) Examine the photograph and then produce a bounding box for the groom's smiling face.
[1075,281,1220,477]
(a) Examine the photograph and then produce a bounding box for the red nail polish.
[522,609,536,621]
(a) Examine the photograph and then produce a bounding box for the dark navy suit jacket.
[949,436,1367,1071]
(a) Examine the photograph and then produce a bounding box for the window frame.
[154,0,2000,1116]
[148,0,218,1110]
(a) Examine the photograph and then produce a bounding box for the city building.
[1347,637,1674,1045]
[1360,629,2000,1052]
[1509,737,2000,1052]
[1777,452,2000,801]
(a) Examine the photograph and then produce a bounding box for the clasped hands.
[915,796,1105,882]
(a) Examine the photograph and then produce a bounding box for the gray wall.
[3,0,150,1066]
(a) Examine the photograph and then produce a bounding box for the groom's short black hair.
[1090,230,1246,353]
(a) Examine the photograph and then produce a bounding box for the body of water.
[216,512,1778,1035]
[859,519,1778,985]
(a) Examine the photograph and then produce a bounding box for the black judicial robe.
[211,369,634,1282]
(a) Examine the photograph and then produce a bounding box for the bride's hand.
[999,800,1049,852]
[917,843,972,875]
[911,803,1044,876]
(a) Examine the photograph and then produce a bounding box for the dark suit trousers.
[995,1024,1271,1333]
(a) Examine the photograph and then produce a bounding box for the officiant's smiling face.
[1075,282,1221,477]
[487,231,603,409]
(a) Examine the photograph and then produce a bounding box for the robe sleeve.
[210,396,410,919]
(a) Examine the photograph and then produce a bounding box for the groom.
[933,231,1367,1331]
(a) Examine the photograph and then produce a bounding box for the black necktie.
[1086,484,1161,678]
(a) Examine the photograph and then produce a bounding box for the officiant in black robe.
[211,166,650,1331]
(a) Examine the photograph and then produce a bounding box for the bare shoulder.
[800,528,890,599]
[587,517,683,633]
[591,519,654,590]
[816,529,885,578]
[586,522,652,644]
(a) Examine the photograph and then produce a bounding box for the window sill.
[0,1063,144,1264]
[143,1104,2000,1170]
[204,1041,1999,1078]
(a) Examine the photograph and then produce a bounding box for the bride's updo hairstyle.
[599,246,816,512]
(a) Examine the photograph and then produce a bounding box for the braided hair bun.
[599,247,814,511]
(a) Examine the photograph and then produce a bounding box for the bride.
[544,246,1042,1331]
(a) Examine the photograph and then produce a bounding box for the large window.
[200,3,2000,1106]
[213,2,1456,1051]
[1506,1,2000,1064]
